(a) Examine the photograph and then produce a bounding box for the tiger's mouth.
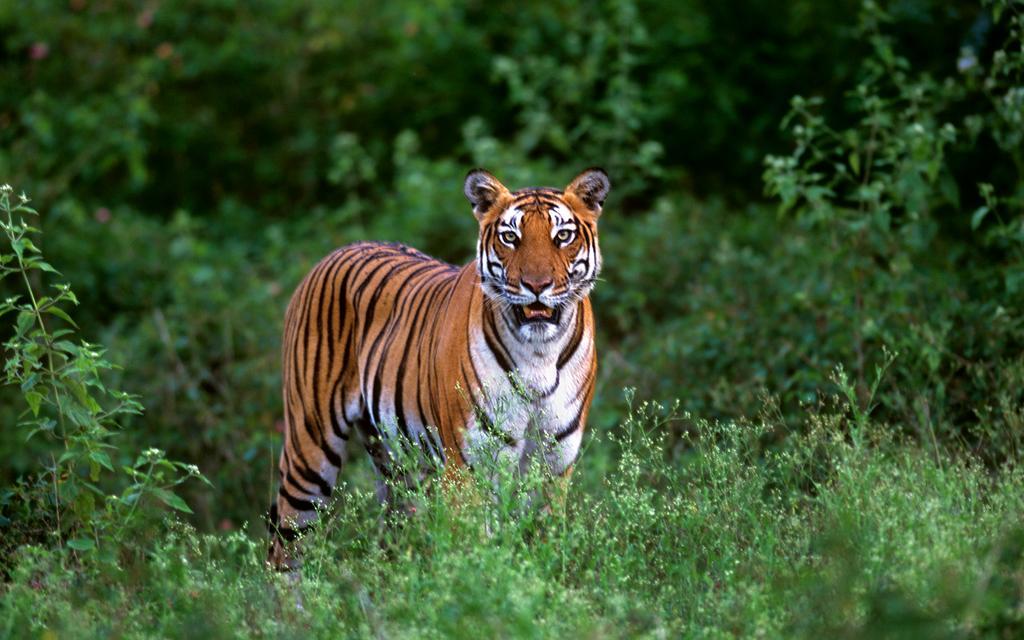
[514,302,561,325]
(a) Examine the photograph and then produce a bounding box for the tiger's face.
[464,168,610,340]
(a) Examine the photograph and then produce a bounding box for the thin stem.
[5,200,67,443]
[47,451,67,561]
[116,460,156,541]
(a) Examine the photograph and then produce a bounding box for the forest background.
[1,1,1023,636]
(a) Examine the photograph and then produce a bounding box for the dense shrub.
[0,0,879,217]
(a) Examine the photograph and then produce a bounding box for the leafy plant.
[762,0,1024,457]
[0,185,206,563]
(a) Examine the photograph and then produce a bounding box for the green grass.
[2,397,1021,638]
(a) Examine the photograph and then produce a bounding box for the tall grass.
[2,389,1021,638]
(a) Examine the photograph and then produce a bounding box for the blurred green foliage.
[0,0,1023,633]
[0,0,1019,527]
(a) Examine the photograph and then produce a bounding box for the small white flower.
[957,53,977,72]
[0,184,12,193]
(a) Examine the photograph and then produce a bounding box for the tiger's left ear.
[464,169,510,221]
[565,168,610,216]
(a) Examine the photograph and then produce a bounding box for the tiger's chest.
[460,317,592,476]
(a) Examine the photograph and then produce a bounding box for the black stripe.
[307,259,345,460]
[392,267,448,450]
[279,486,316,512]
[413,276,453,461]
[292,259,334,451]
[348,253,398,336]
[289,460,333,497]
[317,254,352,443]
[483,306,515,374]
[553,400,586,442]
[358,259,424,396]
[283,415,323,498]
[310,254,347,443]
[462,362,516,448]
[319,439,342,467]
[571,365,594,404]
[557,302,586,369]
[367,261,443,425]
[325,258,355,442]
[538,372,560,398]
[280,466,319,498]
[330,267,362,434]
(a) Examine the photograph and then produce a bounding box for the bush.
[0,186,205,567]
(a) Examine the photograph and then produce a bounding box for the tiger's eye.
[500,231,518,245]
[556,229,574,243]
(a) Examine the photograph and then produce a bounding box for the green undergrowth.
[2,394,1022,638]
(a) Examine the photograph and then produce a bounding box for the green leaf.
[35,261,60,275]
[848,151,860,176]
[24,390,43,417]
[54,340,78,354]
[66,538,95,551]
[971,206,989,230]
[89,450,114,472]
[25,418,56,441]
[81,481,104,496]
[20,237,39,254]
[15,310,34,336]
[153,488,193,513]
[45,305,78,328]
[20,372,39,392]
[67,379,102,413]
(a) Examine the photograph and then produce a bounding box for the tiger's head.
[464,168,610,339]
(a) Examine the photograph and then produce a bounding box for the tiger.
[268,168,610,569]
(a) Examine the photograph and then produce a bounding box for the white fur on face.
[475,201,600,342]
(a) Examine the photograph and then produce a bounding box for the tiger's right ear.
[464,169,509,221]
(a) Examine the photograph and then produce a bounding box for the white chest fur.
[463,305,591,475]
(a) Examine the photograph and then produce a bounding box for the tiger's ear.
[565,167,610,215]
[464,169,510,221]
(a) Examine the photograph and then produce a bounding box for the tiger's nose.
[521,277,553,295]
